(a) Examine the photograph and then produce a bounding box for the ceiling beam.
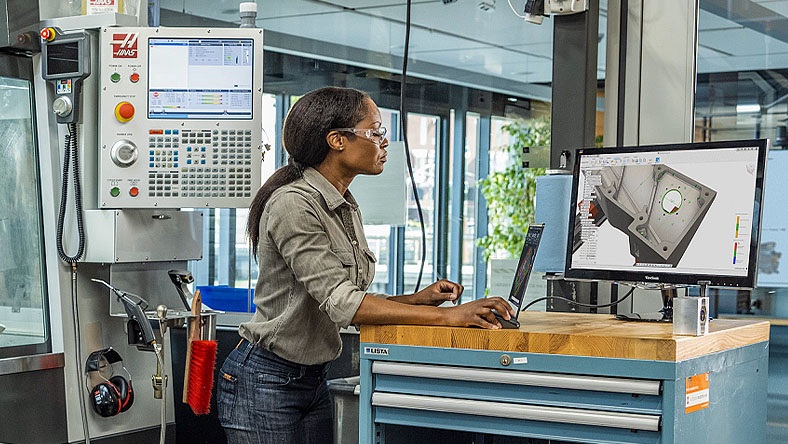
[160,7,554,102]
[700,0,788,45]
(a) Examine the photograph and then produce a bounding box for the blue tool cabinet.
[359,312,769,444]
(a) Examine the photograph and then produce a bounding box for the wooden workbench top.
[360,312,770,362]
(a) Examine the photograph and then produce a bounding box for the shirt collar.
[302,167,359,211]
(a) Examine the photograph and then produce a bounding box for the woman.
[217,87,513,444]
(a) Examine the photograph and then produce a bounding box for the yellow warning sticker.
[685,372,710,413]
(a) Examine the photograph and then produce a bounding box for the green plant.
[477,118,549,261]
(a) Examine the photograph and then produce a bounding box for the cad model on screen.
[97,27,265,209]
[571,147,760,279]
[590,164,717,266]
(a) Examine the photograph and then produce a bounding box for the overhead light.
[736,104,760,114]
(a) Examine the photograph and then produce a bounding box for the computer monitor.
[565,139,769,288]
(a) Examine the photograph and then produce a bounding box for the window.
[404,113,439,292]
[234,93,277,287]
[490,117,517,176]
[462,114,481,298]
[695,5,788,303]
[363,108,400,295]
[191,93,277,290]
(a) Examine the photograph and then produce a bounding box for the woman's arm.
[352,294,514,329]
[265,192,508,329]
[387,279,462,306]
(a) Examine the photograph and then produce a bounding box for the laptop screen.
[508,224,544,317]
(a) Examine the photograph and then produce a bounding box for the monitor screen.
[147,38,254,119]
[565,139,769,288]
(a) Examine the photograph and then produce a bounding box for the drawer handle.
[372,392,661,432]
[372,361,661,396]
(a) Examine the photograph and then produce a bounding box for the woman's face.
[340,98,389,176]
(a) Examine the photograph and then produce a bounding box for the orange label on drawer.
[685,372,710,413]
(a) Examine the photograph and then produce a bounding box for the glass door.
[0,75,50,357]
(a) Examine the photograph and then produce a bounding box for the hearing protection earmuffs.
[86,347,134,417]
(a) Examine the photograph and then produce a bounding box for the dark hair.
[247,86,371,258]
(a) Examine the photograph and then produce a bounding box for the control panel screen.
[46,42,81,76]
[147,38,254,119]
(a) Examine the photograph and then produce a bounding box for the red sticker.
[112,33,138,58]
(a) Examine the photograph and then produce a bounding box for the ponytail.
[247,164,302,257]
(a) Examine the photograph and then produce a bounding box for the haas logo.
[112,33,138,58]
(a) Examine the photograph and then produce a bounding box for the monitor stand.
[615,287,675,323]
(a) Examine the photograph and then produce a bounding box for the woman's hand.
[441,297,514,329]
[406,279,463,306]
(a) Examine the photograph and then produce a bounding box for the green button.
[110,187,120,197]
[110,73,121,83]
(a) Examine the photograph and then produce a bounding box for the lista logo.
[363,347,389,356]
[112,33,138,58]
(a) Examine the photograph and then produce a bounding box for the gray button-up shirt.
[239,167,385,365]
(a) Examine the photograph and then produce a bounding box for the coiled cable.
[56,122,86,263]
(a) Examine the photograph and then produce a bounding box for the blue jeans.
[217,340,334,444]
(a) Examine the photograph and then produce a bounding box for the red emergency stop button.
[40,28,56,41]
[130,73,140,83]
[115,102,135,122]
[129,187,139,197]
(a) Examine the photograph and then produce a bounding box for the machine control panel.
[98,27,265,208]
[40,27,91,124]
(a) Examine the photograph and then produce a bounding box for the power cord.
[507,0,529,18]
[400,0,427,292]
[522,284,637,312]
[57,123,90,443]
[70,262,90,444]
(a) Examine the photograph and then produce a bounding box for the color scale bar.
[736,216,740,238]
[733,242,738,264]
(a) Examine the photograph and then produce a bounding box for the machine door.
[0,71,51,358]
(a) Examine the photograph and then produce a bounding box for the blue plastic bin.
[197,285,255,313]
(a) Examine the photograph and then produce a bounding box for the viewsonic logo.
[112,33,138,58]
[644,276,660,281]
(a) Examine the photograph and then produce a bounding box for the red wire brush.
[183,290,218,415]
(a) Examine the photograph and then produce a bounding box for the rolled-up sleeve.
[265,191,366,328]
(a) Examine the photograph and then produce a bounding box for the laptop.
[493,223,544,329]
